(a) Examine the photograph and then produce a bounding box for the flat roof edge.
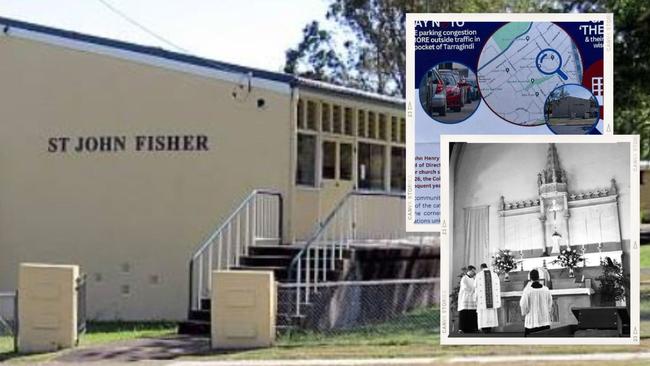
[0,16,405,106]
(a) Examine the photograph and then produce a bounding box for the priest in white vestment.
[473,263,501,332]
[520,269,554,336]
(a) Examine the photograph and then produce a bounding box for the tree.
[286,0,649,157]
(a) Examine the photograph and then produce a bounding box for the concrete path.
[51,334,650,365]
[166,352,650,365]
[55,335,211,363]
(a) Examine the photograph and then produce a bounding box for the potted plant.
[492,249,516,281]
[597,257,626,306]
[551,246,584,277]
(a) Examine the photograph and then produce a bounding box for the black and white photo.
[440,135,640,344]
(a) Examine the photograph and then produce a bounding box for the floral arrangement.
[597,257,626,303]
[551,246,584,269]
[492,249,516,275]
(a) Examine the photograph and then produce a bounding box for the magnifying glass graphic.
[535,48,568,80]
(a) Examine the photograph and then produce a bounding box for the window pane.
[400,118,406,143]
[344,107,354,135]
[322,103,331,132]
[296,134,316,186]
[307,100,317,130]
[391,147,406,192]
[358,110,367,137]
[391,116,399,142]
[340,143,353,181]
[368,112,376,139]
[333,105,342,134]
[379,114,387,140]
[322,141,336,180]
[358,142,385,190]
[297,99,304,129]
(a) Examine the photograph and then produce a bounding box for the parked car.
[457,77,472,104]
[439,69,467,107]
[427,69,447,116]
[440,72,463,112]
[467,79,480,101]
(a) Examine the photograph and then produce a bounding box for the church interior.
[448,142,633,337]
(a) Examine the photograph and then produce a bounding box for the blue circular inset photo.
[418,62,480,124]
[544,84,599,135]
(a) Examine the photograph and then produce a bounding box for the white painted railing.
[287,191,406,316]
[188,190,283,312]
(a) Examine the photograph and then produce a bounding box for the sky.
[0,0,328,72]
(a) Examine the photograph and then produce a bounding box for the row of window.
[296,134,405,192]
[297,99,406,143]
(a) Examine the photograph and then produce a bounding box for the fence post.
[13,290,18,353]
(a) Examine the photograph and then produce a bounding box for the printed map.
[478,22,583,126]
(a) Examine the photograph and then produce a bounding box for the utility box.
[211,270,276,349]
[18,263,79,353]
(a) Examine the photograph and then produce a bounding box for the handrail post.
[296,258,302,316]
[13,290,18,353]
[277,193,284,244]
[305,247,311,303]
[188,260,194,315]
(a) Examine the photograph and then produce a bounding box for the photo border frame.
[439,134,640,345]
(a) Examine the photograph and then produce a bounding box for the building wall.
[452,142,632,278]
[0,35,293,320]
[291,89,406,241]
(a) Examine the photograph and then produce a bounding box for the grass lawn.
[641,244,650,269]
[1,249,648,363]
[78,321,177,347]
[0,336,12,356]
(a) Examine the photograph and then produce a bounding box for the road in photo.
[546,118,596,134]
[435,98,480,123]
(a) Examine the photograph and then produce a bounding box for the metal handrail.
[188,189,283,314]
[287,190,405,316]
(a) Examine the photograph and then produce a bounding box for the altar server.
[457,265,477,333]
[474,263,501,332]
[520,269,554,336]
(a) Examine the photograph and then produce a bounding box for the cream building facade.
[0,17,406,320]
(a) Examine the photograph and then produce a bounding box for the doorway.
[319,139,355,218]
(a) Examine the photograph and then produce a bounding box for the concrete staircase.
[178,244,350,335]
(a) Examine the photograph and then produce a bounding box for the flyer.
[405,13,614,232]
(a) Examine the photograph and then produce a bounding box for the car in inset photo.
[420,62,480,124]
[418,69,447,117]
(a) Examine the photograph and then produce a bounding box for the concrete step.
[231,265,343,282]
[248,245,352,259]
[178,319,210,335]
[200,298,210,311]
[189,309,210,322]
[248,245,303,257]
[240,255,293,267]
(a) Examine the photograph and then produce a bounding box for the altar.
[497,267,598,332]
[489,145,627,332]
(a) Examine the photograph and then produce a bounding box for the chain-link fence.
[0,291,17,353]
[277,278,439,341]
